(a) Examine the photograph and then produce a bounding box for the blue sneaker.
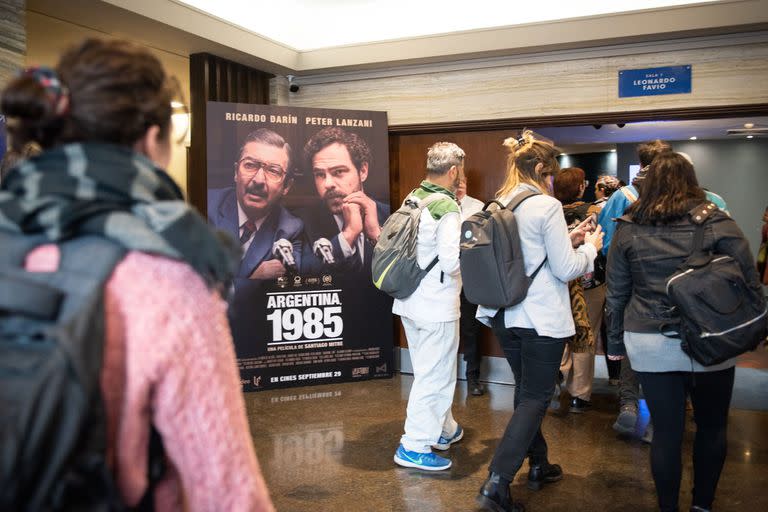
[432,425,464,451]
[394,444,451,471]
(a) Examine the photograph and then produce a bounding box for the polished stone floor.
[244,374,768,512]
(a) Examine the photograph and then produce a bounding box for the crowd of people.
[394,132,765,512]
[1,37,765,512]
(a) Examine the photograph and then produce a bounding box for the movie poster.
[206,102,393,391]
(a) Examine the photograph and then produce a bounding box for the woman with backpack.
[475,131,603,512]
[605,152,764,512]
[0,39,274,511]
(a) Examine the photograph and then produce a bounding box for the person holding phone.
[475,134,603,511]
[552,167,605,414]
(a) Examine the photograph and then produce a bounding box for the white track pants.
[400,318,460,453]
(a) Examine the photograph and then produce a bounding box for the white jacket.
[476,184,596,338]
[393,182,462,324]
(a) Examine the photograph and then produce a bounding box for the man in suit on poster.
[208,127,303,280]
[297,126,392,354]
[298,126,389,274]
[208,128,304,350]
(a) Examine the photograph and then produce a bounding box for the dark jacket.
[207,187,304,277]
[605,207,763,356]
[295,198,390,274]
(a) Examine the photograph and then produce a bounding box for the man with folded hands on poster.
[208,127,304,280]
[299,126,389,274]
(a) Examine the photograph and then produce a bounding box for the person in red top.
[0,39,274,511]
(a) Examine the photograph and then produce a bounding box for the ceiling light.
[747,135,754,139]
[610,149,617,153]
[171,101,185,108]
[744,123,755,129]
[689,136,697,140]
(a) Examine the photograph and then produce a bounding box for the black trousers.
[600,317,621,380]
[489,315,567,480]
[460,290,482,379]
[636,367,735,512]
[619,356,640,408]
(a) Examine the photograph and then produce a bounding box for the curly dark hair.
[303,126,372,174]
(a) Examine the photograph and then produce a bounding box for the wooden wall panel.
[391,130,521,355]
[188,53,272,214]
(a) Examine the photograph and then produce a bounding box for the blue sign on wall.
[619,65,691,98]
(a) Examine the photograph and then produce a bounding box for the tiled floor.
[245,374,768,512]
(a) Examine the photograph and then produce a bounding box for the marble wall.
[0,0,25,91]
[278,42,768,127]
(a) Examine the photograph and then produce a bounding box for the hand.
[584,224,604,253]
[569,215,596,248]
[344,191,381,242]
[607,354,625,361]
[340,202,364,248]
[249,260,286,280]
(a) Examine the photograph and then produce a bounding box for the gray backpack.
[372,192,448,299]
[460,190,547,308]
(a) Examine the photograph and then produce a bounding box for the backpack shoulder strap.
[621,186,638,203]
[687,202,718,254]
[482,200,506,211]
[496,191,548,278]
[0,230,60,318]
[0,268,63,319]
[506,190,541,212]
[57,236,127,284]
[418,192,451,209]
[0,230,47,267]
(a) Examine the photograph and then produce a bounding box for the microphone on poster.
[313,238,336,265]
[272,238,297,271]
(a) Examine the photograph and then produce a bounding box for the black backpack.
[460,190,547,308]
[663,203,768,366]
[0,232,163,511]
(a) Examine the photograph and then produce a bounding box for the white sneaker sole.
[432,428,464,451]
[393,454,451,471]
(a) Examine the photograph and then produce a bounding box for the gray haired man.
[393,142,465,471]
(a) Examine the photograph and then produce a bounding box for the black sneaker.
[569,397,592,413]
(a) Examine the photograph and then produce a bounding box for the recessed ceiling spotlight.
[559,153,568,157]
[747,135,754,139]
[689,136,697,140]
[744,123,755,129]
[610,149,617,153]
